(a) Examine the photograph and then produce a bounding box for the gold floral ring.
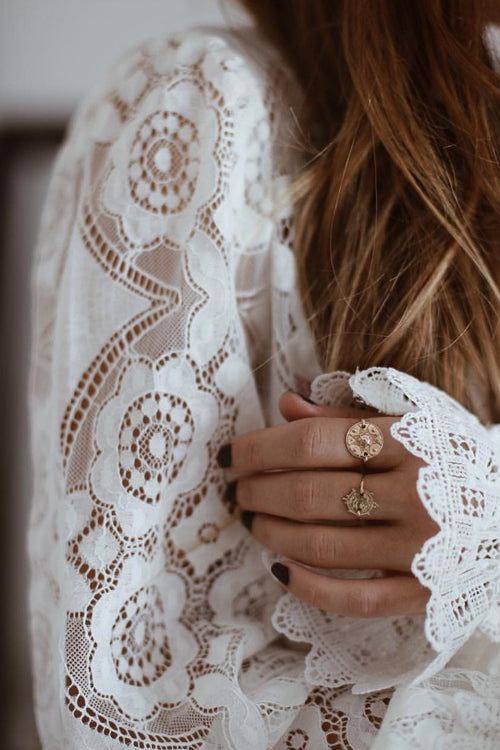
[345,419,384,462]
[342,478,378,517]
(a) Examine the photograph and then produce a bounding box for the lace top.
[28,25,500,749]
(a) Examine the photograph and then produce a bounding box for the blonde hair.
[239,0,500,421]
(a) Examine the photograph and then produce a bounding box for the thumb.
[278,391,379,422]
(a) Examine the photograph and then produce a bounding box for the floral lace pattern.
[371,669,500,750]
[28,25,499,749]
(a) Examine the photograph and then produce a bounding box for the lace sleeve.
[271,367,500,693]
[30,27,497,749]
[28,29,292,748]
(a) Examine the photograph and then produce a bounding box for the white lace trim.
[272,367,500,693]
[372,668,500,750]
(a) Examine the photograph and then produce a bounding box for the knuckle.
[241,435,262,469]
[295,422,324,463]
[348,585,384,618]
[307,529,335,567]
[291,475,317,517]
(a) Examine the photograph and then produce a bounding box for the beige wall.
[0,0,234,123]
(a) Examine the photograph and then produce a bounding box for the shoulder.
[67,25,294,152]
[58,25,299,248]
[53,26,298,256]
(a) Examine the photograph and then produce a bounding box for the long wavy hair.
[237,0,500,422]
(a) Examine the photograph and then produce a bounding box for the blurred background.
[0,2,243,747]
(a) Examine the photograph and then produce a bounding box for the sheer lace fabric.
[28,26,499,749]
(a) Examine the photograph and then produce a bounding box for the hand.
[218,392,439,617]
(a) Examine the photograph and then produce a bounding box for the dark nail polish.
[271,562,289,586]
[217,443,232,468]
[225,481,237,511]
[301,394,317,405]
[240,511,255,531]
[292,390,316,405]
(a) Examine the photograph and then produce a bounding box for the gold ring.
[345,419,384,462]
[343,478,378,517]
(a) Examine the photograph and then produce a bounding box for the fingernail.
[271,562,289,586]
[240,511,254,531]
[217,444,232,468]
[292,390,317,405]
[301,394,317,405]
[225,481,237,511]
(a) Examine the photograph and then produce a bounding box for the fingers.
[221,416,405,474]
[235,469,419,523]
[251,514,420,570]
[278,391,380,422]
[272,562,429,616]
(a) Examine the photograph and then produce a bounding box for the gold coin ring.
[345,419,384,462]
[343,478,378,517]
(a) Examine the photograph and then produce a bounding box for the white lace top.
[28,25,500,749]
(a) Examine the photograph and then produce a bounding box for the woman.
[28,1,500,747]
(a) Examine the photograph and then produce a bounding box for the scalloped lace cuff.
[270,367,500,693]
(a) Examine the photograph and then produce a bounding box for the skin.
[225,391,439,618]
